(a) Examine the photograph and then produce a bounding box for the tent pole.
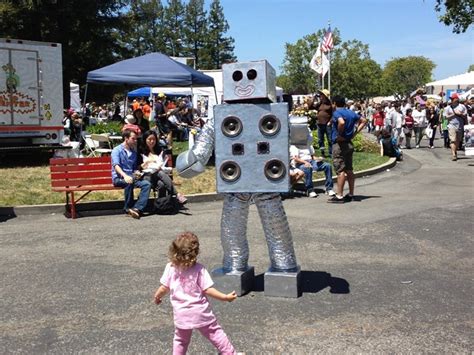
[83,83,88,116]
[124,89,128,117]
[213,85,218,104]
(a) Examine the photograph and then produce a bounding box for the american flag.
[321,26,333,53]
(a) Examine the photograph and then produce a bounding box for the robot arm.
[176,117,215,178]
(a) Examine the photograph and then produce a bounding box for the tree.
[163,0,186,56]
[381,56,435,99]
[467,64,474,72]
[0,0,129,107]
[279,28,382,99]
[183,0,207,68]
[434,0,473,34]
[279,29,334,94]
[330,40,383,100]
[200,0,236,69]
[120,0,167,57]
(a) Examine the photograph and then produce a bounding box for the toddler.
[154,232,237,355]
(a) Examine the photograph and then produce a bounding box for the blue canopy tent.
[87,52,214,87]
[127,87,152,98]
[84,52,216,113]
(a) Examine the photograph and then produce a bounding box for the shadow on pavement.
[351,195,381,202]
[0,208,16,222]
[252,271,350,295]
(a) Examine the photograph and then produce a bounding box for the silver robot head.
[222,60,277,103]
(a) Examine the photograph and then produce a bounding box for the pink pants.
[173,320,235,355]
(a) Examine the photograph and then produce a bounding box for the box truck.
[0,38,64,152]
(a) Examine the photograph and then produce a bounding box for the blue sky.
[204,0,473,80]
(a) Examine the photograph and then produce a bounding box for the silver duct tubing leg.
[254,193,298,272]
[220,193,251,272]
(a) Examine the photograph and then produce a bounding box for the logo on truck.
[0,63,37,115]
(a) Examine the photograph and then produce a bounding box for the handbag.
[425,126,433,139]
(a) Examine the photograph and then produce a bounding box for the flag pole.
[327,20,331,94]
[328,50,331,94]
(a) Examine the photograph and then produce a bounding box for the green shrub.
[86,122,123,135]
[352,134,379,153]
[310,129,379,153]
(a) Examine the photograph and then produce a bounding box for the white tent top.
[425,71,474,87]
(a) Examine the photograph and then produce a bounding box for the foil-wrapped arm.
[176,117,215,178]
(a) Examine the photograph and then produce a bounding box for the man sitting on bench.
[112,129,152,219]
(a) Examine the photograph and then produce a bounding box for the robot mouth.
[234,85,255,98]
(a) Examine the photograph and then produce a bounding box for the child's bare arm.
[204,287,237,302]
[154,285,170,305]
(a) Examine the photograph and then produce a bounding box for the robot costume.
[177,60,302,297]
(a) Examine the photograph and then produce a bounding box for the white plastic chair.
[84,134,112,157]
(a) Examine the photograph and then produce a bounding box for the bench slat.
[51,177,113,188]
[51,156,112,165]
[51,170,112,180]
[50,164,112,173]
[52,185,120,192]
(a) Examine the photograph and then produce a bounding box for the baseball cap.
[450,92,459,100]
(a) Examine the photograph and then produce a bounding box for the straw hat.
[318,89,330,98]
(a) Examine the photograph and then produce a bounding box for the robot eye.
[247,69,257,80]
[232,70,243,81]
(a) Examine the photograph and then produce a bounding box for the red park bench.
[50,153,174,219]
[50,156,120,219]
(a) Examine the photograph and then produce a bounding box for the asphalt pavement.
[1,136,473,353]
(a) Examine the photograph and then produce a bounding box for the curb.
[0,159,395,218]
[311,157,396,186]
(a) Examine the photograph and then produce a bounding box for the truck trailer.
[0,38,64,152]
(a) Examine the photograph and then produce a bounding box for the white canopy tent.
[425,71,474,94]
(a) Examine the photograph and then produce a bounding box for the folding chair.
[91,134,112,149]
[84,135,112,157]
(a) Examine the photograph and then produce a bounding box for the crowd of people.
[63,88,473,214]
[63,94,206,149]
[289,89,473,200]
[290,90,367,203]
[62,93,209,219]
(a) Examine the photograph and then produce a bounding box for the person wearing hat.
[312,89,333,157]
[445,92,467,161]
[122,114,142,136]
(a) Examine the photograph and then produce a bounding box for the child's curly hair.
[169,232,200,269]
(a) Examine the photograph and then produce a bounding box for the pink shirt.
[160,262,216,329]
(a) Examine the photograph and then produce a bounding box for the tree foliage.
[279,28,382,100]
[0,0,129,105]
[330,40,382,100]
[467,64,474,72]
[183,0,208,68]
[119,0,166,57]
[381,56,435,99]
[162,0,186,56]
[199,0,236,69]
[0,0,235,104]
[435,0,473,33]
[280,29,336,94]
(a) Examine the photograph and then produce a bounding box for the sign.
[464,124,474,156]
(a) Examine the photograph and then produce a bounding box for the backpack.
[153,193,181,215]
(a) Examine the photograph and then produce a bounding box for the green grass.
[0,152,387,206]
[0,135,388,206]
